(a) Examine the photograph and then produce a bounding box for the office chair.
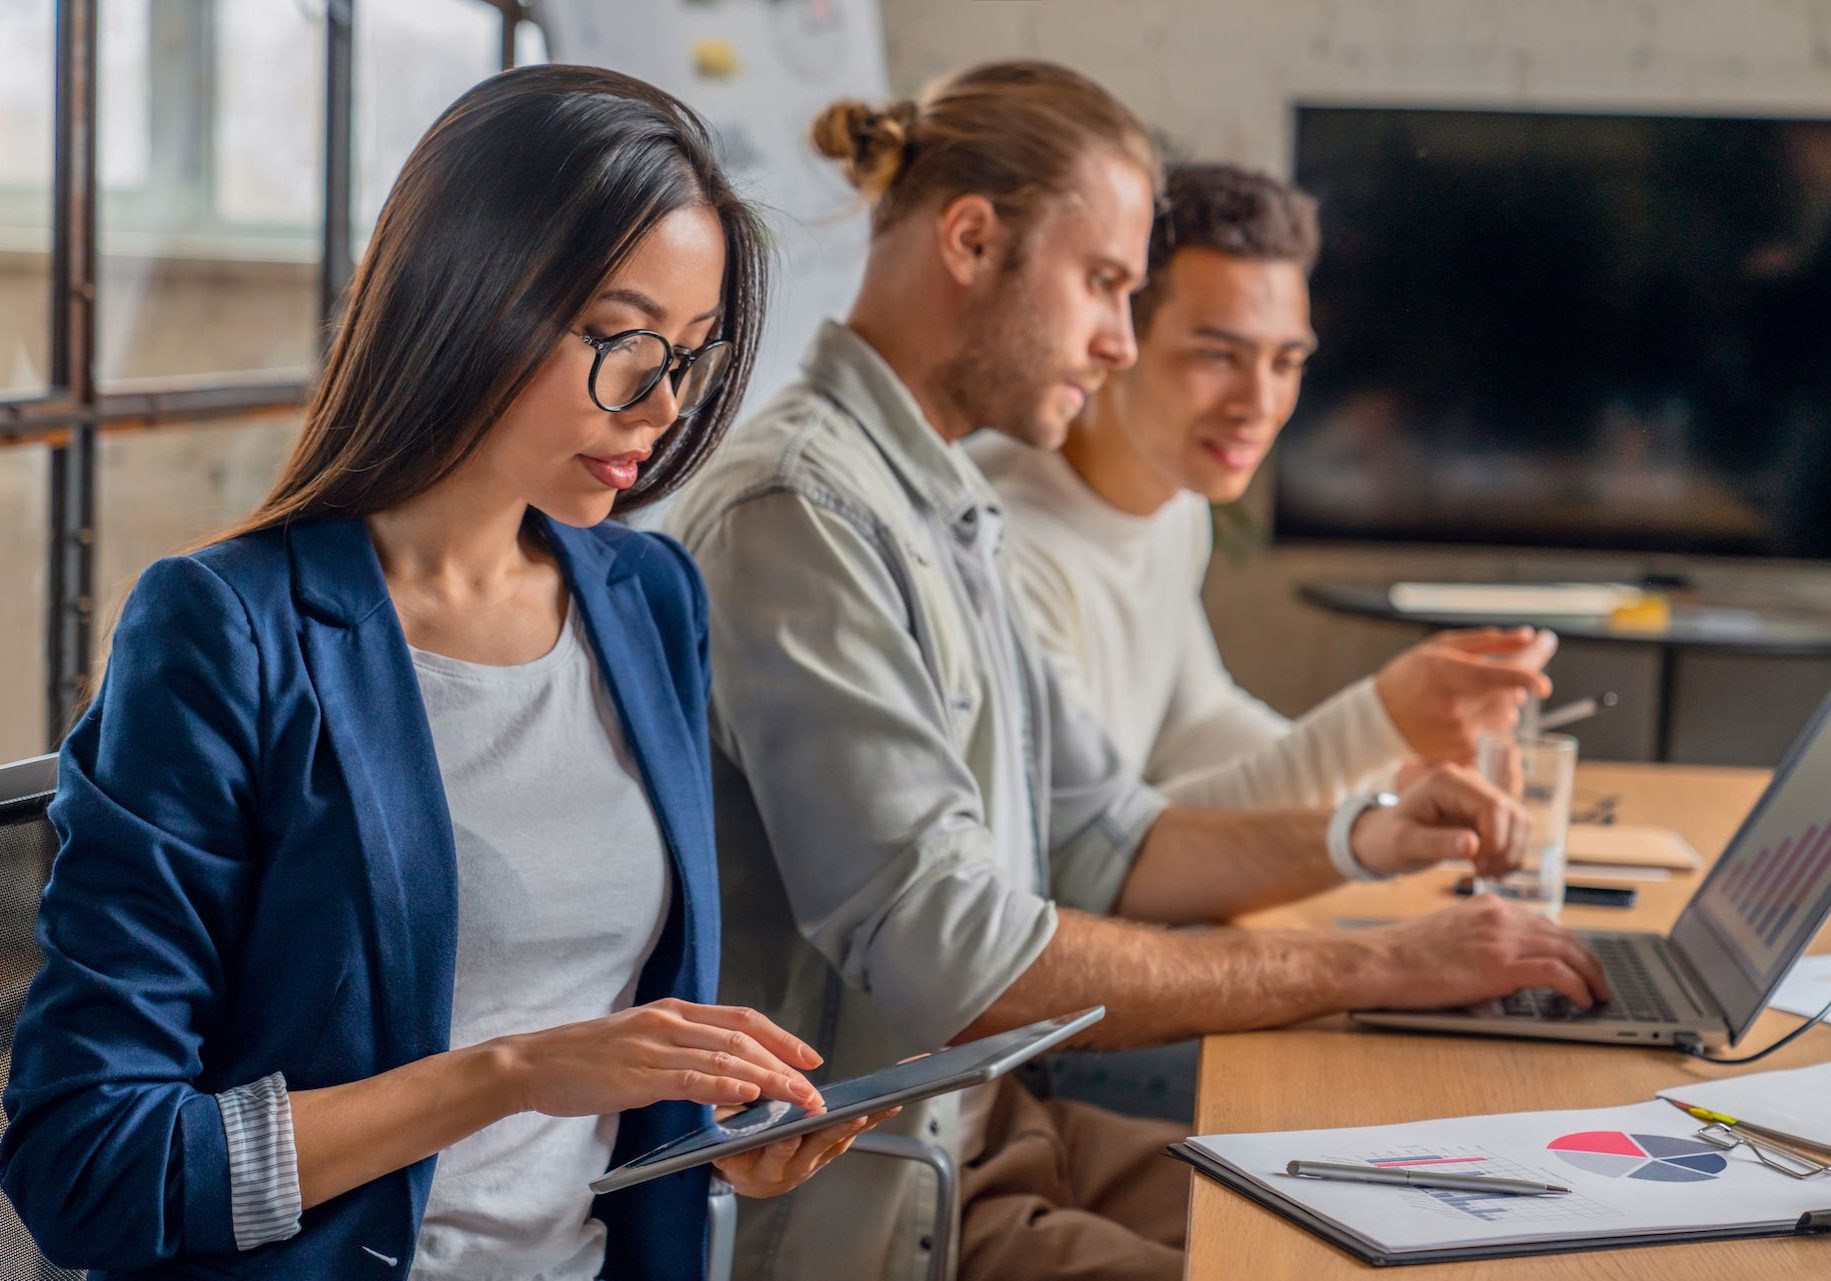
[0,752,81,1280]
[849,1132,958,1281]
[703,1116,958,1281]
[707,1136,956,1281]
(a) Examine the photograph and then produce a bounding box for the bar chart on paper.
[1327,1146,1619,1226]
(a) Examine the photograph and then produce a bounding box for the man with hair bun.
[667,66,1605,1281]
[971,163,1560,813]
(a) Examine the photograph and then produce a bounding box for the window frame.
[1,0,535,748]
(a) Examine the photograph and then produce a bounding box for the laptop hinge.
[1663,935,1732,1037]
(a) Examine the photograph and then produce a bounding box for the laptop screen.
[1671,690,1831,1040]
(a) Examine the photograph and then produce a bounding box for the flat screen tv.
[1276,106,1831,559]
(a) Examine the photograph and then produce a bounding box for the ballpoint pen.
[1538,692,1618,731]
[1285,1160,1570,1196]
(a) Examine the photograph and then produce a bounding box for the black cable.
[1675,992,1831,1065]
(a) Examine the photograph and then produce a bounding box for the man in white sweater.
[971,163,1557,812]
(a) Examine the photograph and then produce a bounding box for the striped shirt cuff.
[215,1071,303,1251]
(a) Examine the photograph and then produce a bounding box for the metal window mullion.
[95,381,310,427]
[9,377,310,435]
[2,393,85,445]
[478,0,525,70]
[46,425,96,744]
[46,0,100,747]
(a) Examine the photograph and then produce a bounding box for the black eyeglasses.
[574,328,735,416]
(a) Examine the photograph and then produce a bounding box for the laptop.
[1354,690,1831,1050]
[0,754,57,812]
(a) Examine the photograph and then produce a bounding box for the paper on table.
[1657,1060,1831,1155]
[1767,954,1831,1020]
[1186,1100,1828,1259]
[1565,824,1701,870]
[1387,582,1641,616]
[1565,863,1670,882]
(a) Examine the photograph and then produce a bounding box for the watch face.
[770,0,850,83]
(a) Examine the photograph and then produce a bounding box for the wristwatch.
[1327,791,1402,883]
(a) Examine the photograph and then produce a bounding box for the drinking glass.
[1474,731,1578,918]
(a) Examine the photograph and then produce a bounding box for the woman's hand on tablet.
[711,1106,901,1198]
[501,998,825,1117]
[290,1001,821,1212]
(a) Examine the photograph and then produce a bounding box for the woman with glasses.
[0,66,883,1281]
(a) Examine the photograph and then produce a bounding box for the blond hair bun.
[809,98,918,197]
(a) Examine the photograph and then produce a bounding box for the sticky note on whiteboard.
[692,38,742,80]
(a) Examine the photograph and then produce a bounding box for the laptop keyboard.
[1494,936,1678,1024]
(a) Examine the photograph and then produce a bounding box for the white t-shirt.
[968,434,1408,810]
[408,604,672,1281]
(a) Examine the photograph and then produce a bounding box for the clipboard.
[1169,1141,1831,1267]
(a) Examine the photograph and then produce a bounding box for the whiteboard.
[536,0,887,415]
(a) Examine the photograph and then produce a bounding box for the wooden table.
[1185,763,1831,1279]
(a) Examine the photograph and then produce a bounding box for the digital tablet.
[588,1006,1104,1194]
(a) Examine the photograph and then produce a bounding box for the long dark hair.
[223,64,767,538]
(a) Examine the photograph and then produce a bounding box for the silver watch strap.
[1327,791,1400,883]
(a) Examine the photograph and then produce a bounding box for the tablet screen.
[592,1008,1102,1192]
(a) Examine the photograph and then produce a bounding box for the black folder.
[1169,1141,1831,1267]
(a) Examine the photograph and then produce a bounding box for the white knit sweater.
[969,433,1409,810]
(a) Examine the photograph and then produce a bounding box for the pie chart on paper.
[1546,1131,1728,1182]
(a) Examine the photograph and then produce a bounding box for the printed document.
[1187,1100,1829,1258]
[1767,954,1831,1020]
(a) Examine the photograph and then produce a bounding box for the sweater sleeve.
[1154,675,1411,811]
[1146,596,1296,780]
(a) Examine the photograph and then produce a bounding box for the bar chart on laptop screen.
[1698,725,1831,974]
[1712,824,1831,963]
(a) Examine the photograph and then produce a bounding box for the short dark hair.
[1132,163,1320,334]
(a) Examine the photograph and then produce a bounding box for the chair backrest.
[0,754,83,1280]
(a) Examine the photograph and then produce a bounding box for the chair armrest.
[706,1175,737,1281]
[850,1133,958,1281]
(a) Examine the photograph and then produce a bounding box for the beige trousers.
[959,1077,1191,1281]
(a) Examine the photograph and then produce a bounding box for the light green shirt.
[664,321,1166,1281]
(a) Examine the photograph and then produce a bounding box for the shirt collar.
[800,320,1004,540]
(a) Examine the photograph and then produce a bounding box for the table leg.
[1655,644,1679,763]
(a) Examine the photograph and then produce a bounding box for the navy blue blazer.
[0,515,720,1281]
